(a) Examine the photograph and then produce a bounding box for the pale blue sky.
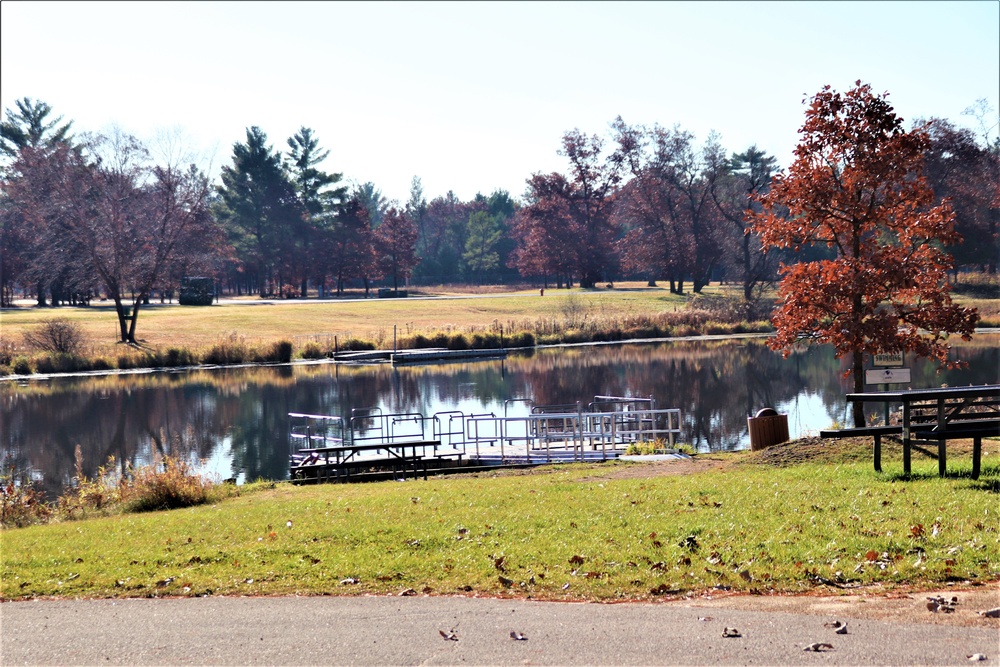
[2,1,998,203]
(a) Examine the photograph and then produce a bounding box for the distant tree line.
[2,96,997,327]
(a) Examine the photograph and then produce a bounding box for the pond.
[2,334,997,499]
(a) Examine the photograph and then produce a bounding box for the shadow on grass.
[881,463,1000,487]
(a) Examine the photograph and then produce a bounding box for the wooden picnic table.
[841,384,1000,478]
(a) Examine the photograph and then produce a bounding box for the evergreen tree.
[286,127,347,296]
[216,127,303,297]
[0,97,73,158]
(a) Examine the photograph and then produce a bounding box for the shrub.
[118,456,213,512]
[299,341,325,359]
[202,334,249,365]
[255,340,292,363]
[91,357,114,371]
[470,332,501,349]
[447,333,469,350]
[12,356,32,375]
[507,331,535,348]
[22,318,85,355]
[34,353,89,374]
[339,337,375,352]
[430,332,450,348]
[164,347,196,367]
[1,473,52,528]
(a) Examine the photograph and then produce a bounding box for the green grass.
[3,440,997,601]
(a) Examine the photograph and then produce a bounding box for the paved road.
[2,595,995,666]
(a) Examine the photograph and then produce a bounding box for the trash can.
[747,408,789,451]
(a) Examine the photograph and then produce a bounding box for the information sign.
[865,368,911,385]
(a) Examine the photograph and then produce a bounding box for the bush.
[202,335,249,365]
[12,356,32,375]
[118,456,213,512]
[1,473,52,528]
[447,333,470,350]
[91,357,114,371]
[254,340,292,363]
[34,353,89,374]
[299,342,325,359]
[22,318,85,355]
[470,332,501,349]
[164,347,197,367]
[339,337,375,352]
[507,331,535,348]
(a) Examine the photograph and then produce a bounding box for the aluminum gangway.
[290,397,683,468]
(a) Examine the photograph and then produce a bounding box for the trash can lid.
[754,408,779,418]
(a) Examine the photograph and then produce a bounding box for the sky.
[2,1,998,205]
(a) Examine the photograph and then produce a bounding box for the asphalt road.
[2,595,996,666]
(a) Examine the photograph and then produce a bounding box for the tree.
[707,144,781,302]
[0,98,76,305]
[751,82,980,427]
[286,127,347,296]
[374,206,418,291]
[4,129,217,343]
[413,191,473,283]
[216,127,303,297]
[920,117,999,274]
[463,211,502,284]
[327,194,377,295]
[513,130,625,288]
[611,118,725,294]
[0,97,73,158]
[509,173,577,287]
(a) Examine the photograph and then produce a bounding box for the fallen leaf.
[804,643,834,652]
[978,608,1000,618]
[823,621,843,629]
[835,623,848,635]
[398,588,417,596]
[339,577,359,585]
[569,555,585,565]
[498,576,514,587]
[722,627,741,638]
[698,616,713,622]
[439,630,458,641]
[968,654,987,662]
[510,631,528,641]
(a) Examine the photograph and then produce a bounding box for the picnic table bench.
[820,385,1000,479]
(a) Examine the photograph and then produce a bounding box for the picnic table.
[291,440,446,482]
[821,384,1000,479]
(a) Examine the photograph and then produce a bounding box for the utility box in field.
[179,277,214,306]
[747,408,789,450]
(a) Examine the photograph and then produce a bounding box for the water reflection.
[2,335,997,498]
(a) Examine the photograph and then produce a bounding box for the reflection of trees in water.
[4,335,997,497]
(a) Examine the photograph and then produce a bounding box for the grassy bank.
[0,285,776,376]
[3,438,997,601]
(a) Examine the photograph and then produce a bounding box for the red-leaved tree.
[751,82,980,427]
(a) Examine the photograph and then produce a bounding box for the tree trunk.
[852,348,865,427]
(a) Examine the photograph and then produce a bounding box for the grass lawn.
[0,283,698,356]
[3,437,997,601]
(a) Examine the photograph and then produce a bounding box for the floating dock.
[332,348,507,365]
[289,396,685,483]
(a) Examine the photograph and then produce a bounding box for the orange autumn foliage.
[751,82,979,426]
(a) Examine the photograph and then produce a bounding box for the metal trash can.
[747,408,789,451]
